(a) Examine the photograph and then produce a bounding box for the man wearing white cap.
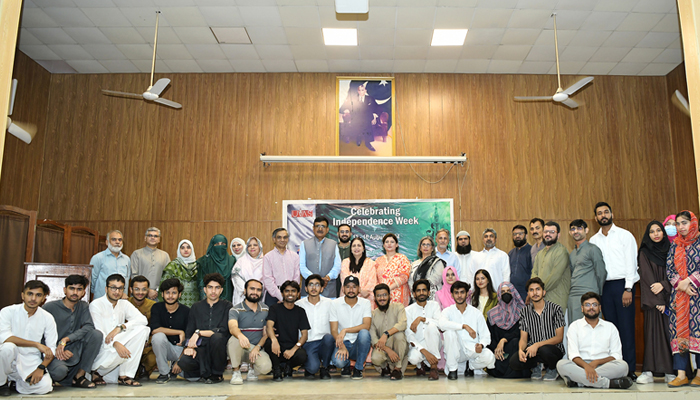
[455,231,473,283]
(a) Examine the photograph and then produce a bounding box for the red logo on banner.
[292,210,314,218]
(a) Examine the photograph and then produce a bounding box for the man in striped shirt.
[509,277,565,381]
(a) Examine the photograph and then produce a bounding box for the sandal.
[91,373,106,386]
[72,375,96,389]
[117,377,141,387]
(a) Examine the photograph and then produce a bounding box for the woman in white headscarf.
[230,237,246,261]
[159,240,198,307]
[231,237,265,305]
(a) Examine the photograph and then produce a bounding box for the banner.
[283,199,454,262]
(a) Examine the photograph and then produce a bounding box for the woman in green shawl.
[197,234,236,302]
[160,239,199,307]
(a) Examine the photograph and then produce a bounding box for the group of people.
[0,202,699,395]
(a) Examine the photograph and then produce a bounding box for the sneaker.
[272,369,283,382]
[543,368,559,381]
[530,364,543,380]
[665,374,676,383]
[246,368,258,381]
[562,376,577,388]
[229,371,243,385]
[609,376,633,389]
[206,375,224,384]
[284,364,293,377]
[319,367,331,380]
[667,376,689,387]
[155,374,171,384]
[240,363,249,373]
[341,366,352,378]
[636,372,654,384]
[304,370,316,380]
[351,369,363,380]
[473,369,488,377]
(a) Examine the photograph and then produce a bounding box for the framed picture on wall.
[336,76,395,156]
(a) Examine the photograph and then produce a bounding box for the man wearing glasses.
[89,274,150,386]
[296,274,335,380]
[556,292,632,389]
[567,220,607,324]
[300,216,342,298]
[263,228,300,306]
[90,230,130,300]
[130,227,171,300]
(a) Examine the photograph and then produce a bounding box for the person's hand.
[656,305,666,314]
[336,346,348,361]
[323,276,331,283]
[61,349,74,361]
[183,348,196,358]
[148,289,158,300]
[176,331,185,346]
[187,333,199,348]
[386,348,399,363]
[421,349,438,366]
[650,283,664,295]
[584,364,598,383]
[249,346,260,363]
[55,340,69,361]
[371,118,377,125]
[114,342,131,359]
[26,368,44,385]
[271,340,281,356]
[495,340,506,360]
[518,348,527,363]
[121,292,128,299]
[335,330,346,348]
[475,344,483,354]
[410,317,425,333]
[105,327,121,344]
[171,362,182,375]
[36,344,53,361]
[238,335,251,349]
[283,347,297,360]
[376,334,388,350]
[622,290,633,307]
[463,324,476,339]
[525,343,539,358]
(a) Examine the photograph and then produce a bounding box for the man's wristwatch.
[59,340,67,346]
[37,365,46,374]
[384,331,391,337]
[117,324,126,332]
[625,288,632,292]
[295,342,302,347]
[194,329,200,336]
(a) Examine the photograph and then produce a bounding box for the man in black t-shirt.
[150,278,190,384]
[264,280,310,382]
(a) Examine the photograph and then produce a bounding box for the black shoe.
[562,376,577,388]
[196,377,207,383]
[136,364,149,380]
[0,383,11,397]
[284,364,293,378]
[448,370,458,380]
[272,369,284,382]
[304,370,316,380]
[381,366,391,377]
[610,376,633,389]
[464,368,474,377]
[351,369,363,380]
[627,372,637,382]
[205,375,223,384]
[155,374,170,384]
[341,366,352,377]
[319,367,331,380]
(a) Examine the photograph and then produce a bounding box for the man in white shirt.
[329,276,372,380]
[589,201,640,380]
[405,279,442,380]
[89,274,150,386]
[0,280,56,395]
[454,231,472,281]
[471,228,510,289]
[435,229,461,278]
[556,292,632,389]
[296,274,334,380]
[130,227,171,300]
[440,281,495,379]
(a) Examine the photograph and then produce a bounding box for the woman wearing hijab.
[636,221,674,384]
[436,266,459,310]
[230,238,246,261]
[486,282,526,378]
[160,240,199,307]
[664,215,678,242]
[666,211,700,387]
[231,237,265,305]
[409,236,446,301]
[197,234,236,302]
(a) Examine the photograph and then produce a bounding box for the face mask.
[501,293,513,304]
[665,225,677,237]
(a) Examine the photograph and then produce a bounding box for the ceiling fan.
[101,11,181,109]
[514,13,594,109]
[672,90,690,117]
[6,79,37,144]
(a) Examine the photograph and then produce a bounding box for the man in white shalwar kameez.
[0,280,57,395]
[89,274,149,386]
[405,279,442,380]
[439,280,495,380]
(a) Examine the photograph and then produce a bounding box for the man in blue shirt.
[90,230,130,300]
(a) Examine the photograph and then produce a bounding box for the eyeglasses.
[146,234,160,238]
[420,243,433,247]
[308,283,322,288]
[375,293,390,299]
[313,224,328,229]
[543,230,557,235]
[107,286,125,292]
[583,302,600,308]
[569,226,585,232]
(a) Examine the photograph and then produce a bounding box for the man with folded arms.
[228,279,271,385]
[330,276,372,380]
[296,274,335,380]
[370,284,408,380]
[44,275,102,389]
[150,278,190,384]
[557,292,632,389]
[405,279,442,380]
[440,281,495,379]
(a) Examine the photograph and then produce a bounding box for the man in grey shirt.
[131,227,171,299]
[44,275,102,388]
[567,220,607,323]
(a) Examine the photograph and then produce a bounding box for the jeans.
[331,329,371,371]
[303,334,335,374]
[673,352,700,371]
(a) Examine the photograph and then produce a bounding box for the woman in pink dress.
[374,233,411,306]
[340,237,377,303]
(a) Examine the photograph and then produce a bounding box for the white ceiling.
[17,0,683,75]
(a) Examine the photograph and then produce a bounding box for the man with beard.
[330,276,372,379]
[130,227,170,300]
[90,230,130,300]
[568,220,607,324]
[531,221,571,312]
[435,229,461,279]
[508,225,533,300]
[90,274,150,386]
[510,278,565,381]
[589,202,639,381]
[455,231,472,282]
[440,281,495,380]
[44,275,102,389]
[370,284,408,380]
[529,218,546,264]
[299,217,341,298]
[0,280,56,395]
[556,292,632,389]
[405,280,442,380]
[264,281,310,382]
[227,279,271,385]
[471,228,510,289]
[150,278,190,384]
[128,276,156,380]
[336,224,353,296]
[296,274,335,380]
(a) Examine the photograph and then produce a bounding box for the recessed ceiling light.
[323,28,357,46]
[431,29,468,46]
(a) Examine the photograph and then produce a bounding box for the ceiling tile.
[82,44,126,60]
[325,46,360,59]
[593,0,637,12]
[153,0,196,6]
[285,27,323,45]
[82,8,131,27]
[617,13,665,31]
[358,28,395,46]
[360,46,394,59]
[21,8,59,28]
[74,0,117,6]
[461,45,498,59]
[199,7,244,26]
[394,29,432,46]
[568,31,611,47]
[185,44,227,59]
[559,46,597,62]
[525,45,556,62]
[639,63,677,75]
[507,9,552,29]
[237,0,276,5]
[394,45,429,59]
[397,8,436,29]
[43,7,94,27]
[620,48,663,63]
[487,59,521,73]
[116,44,155,59]
[255,45,293,59]
[100,27,145,44]
[156,44,193,59]
[544,11,590,30]
[464,28,505,45]
[476,0,517,8]
[26,28,76,44]
[579,12,626,31]
[654,48,683,64]
[515,0,557,8]
[633,0,677,14]
[601,31,643,47]
[372,0,399,5]
[492,44,531,60]
[517,61,554,74]
[668,38,681,49]
[608,62,646,75]
[173,27,218,44]
[546,61,584,74]
[277,0,318,4]
[99,59,140,73]
[63,27,111,44]
[636,32,679,48]
[230,59,266,72]
[392,59,427,73]
[262,59,297,72]
[653,14,681,33]
[434,7,474,29]
[34,60,78,74]
[113,0,156,6]
[471,8,513,29]
[590,47,632,62]
[221,44,260,59]
[290,45,327,59]
[455,58,490,73]
[556,0,597,11]
[159,7,207,27]
[427,46,464,59]
[19,44,61,60]
[137,27,182,44]
[278,6,321,27]
[533,29,575,46]
[210,27,251,44]
[163,59,203,72]
[294,59,329,72]
[399,0,437,6]
[578,62,616,74]
[66,60,109,73]
[424,59,458,72]
[246,27,288,45]
[500,29,541,45]
[31,0,74,7]
[196,59,235,72]
[18,29,43,46]
[327,59,361,72]
[121,7,169,27]
[360,59,393,72]
[439,0,476,4]
[239,6,283,26]
[131,59,171,73]
[318,7,357,28]
[47,44,93,60]
[364,7,398,29]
